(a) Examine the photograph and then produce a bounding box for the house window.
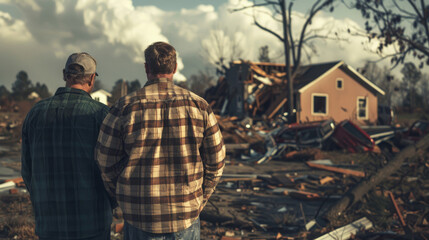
[357,97,368,119]
[95,97,100,102]
[336,79,343,90]
[312,94,328,115]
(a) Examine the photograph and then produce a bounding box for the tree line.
[0,71,51,102]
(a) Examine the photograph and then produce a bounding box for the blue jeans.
[123,218,200,240]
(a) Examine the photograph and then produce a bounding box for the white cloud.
[0,11,32,42]
[0,0,189,90]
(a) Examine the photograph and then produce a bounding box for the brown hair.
[64,64,93,85]
[144,42,177,74]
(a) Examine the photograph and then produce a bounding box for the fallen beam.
[322,133,429,222]
[315,217,373,240]
[306,162,365,177]
[388,191,406,227]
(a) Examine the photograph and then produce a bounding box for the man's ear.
[173,63,177,74]
[145,63,149,74]
[88,74,95,87]
[63,69,67,81]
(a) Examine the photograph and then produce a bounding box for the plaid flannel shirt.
[21,87,112,239]
[95,78,225,234]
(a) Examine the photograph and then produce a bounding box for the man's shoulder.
[28,96,54,112]
[115,90,140,107]
[84,97,110,112]
[174,85,210,109]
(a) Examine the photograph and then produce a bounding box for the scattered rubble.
[0,108,429,239]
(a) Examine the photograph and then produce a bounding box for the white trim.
[336,78,344,90]
[311,93,329,116]
[346,65,385,95]
[299,61,344,93]
[357,96,369,120]
[92,89,112,97]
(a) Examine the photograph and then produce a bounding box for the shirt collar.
[144,78,173,87]
[55,87,92,98]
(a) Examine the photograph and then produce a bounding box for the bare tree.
[359,61,399,107]
[419,73,429,110]
[401,62,421,109]
[201,28,244,75]
[187,70,217,97]
[350,0,429,69]
[231,0,338,121]
[258,45,271,62]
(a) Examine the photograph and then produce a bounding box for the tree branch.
[254,18,284,41]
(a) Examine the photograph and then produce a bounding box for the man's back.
[21,87,112,239]
[96,78,225,234]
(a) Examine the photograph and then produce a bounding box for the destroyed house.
[205,60,385,125]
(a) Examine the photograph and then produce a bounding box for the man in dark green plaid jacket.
[21,52,113,240]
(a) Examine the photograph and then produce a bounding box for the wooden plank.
[5,177,23,184]
[288,191,321,200]
[319,176,335,185]
[315,217,373,240]
[249,63,283,84]
[388,191,406,227]
[306,161,365,177]
[267,97,287,119]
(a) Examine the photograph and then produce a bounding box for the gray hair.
[64,64,93,85]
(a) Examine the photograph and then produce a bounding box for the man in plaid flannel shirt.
[21,52,113,240]
[95,42,225,239]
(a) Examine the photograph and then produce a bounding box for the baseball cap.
[64,52,98,76]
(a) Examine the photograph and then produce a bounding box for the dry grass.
[0,194,37,240]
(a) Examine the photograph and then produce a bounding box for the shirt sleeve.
[200,108,225,206]
[95,105,128,200]
[21,114,32,192]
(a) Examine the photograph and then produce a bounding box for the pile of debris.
[0,111,24,143]
[205,61,289,120]
[199,135,429,239]
[218,115,410,166]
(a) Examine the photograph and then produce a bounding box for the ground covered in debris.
[1,109,429,239]
[1,144,428,239]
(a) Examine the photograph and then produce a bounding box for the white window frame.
[336,78,344,90]
[357,96,368,120]
[311,93,328,116]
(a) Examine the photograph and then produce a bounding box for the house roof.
[296,61,385,95]
[229,60,385,96]
[91,89,112,97]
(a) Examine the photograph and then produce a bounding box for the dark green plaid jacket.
[21,87,112,239]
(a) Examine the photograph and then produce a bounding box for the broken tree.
[321,133,429,223]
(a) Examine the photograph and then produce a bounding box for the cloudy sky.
[0,0,390,93]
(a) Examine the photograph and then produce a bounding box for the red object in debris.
[332,120,375,153]
[9,188,18,194]
[5,177,25,187]
[114,223,124,233]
